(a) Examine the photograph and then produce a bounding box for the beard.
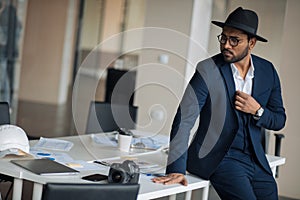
[221,45,249,63]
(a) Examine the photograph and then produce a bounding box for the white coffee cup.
[118,134,132,152]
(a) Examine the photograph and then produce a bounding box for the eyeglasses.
[217,34,241,47]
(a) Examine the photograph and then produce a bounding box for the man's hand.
[235,90,260,115]
[151,173,188,186]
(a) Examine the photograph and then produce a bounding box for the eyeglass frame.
[217,34,243,47]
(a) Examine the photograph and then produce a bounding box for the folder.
[11,159,79,176]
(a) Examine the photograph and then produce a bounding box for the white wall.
[80,0,103,49]
[135,0,194,134]
[80,0,123,52]
[278,0,300,198]
[19,0,78,104]
[81,0,145,52]
[185,0,213,83]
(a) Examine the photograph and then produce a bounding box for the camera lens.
[108,160,139,184]
[109,169,129,183]
[111,171,123,183]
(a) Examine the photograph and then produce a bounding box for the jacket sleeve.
[256,65,286,131]
[166,70,209,174]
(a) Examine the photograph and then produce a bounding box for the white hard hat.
[0,125,29,157]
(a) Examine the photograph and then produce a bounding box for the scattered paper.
[131,134,169,150]
[91,134,117,147]
[66,160,107,172]
[99,157,160,169]
[91,132,169,151]
[33,137,74,151]
[29,148,106,172]
[30,148,74,162]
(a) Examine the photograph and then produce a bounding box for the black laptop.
[11,159,79,176]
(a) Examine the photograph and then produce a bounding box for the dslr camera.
[108,160,140,184]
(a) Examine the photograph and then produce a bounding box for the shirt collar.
[230,56,255,79]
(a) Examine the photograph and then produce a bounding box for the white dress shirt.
[230,57,255,95]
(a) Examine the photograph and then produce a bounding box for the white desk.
[266,154,286,178]
[0,134,285,200]
[0,134,210,200]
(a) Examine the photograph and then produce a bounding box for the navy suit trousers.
[209,149,278,200]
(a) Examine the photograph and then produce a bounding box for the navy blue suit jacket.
[166,53,286,180]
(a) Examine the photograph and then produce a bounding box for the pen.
[37,152,51,156]
[93,160,110,166]
[37,152,55,160]
[144,173,165,177]
[130,146,157,151]
[42,157,55,161]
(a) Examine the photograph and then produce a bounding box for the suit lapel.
[218,55,265,104]
[251,57,264,100]
[219,62,236,109]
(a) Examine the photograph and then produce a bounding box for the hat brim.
[212,21,268,42]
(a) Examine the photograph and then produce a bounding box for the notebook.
[11,159,79,176]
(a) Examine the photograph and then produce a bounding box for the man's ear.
[249,38,257,50]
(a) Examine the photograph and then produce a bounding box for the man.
[153,7,286,200]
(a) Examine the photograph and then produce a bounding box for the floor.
[0,100,298,200]
[15,100,78,138]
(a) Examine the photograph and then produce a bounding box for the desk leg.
[168,194,176,200]
[185,191,192,200]
[12,178,23,200]
[201,184,209,200]
[271,166,276,178]
[32,183,43,200]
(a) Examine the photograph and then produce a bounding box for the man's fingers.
[236,90,247,98]
[152,176,171,183]
[164,179,179,185]
[163,177,188,186]
[181,178,188,186]
[235,94,245,102]
[235,100,244,107]
[152,173,188,186]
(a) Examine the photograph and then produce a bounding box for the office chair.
[105,68,136,106]
[42,183,140,200]
[261,128,285,177]
[0,102,38,140]
[0,102,10,125]
[86,101,138,134]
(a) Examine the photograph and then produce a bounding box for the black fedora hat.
[212,7,267,42]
